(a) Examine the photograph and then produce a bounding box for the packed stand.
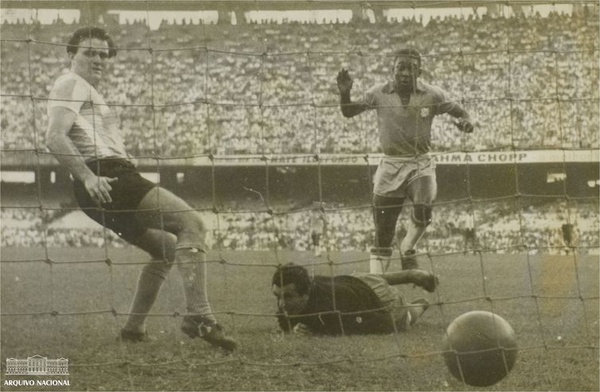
[3,199,598,255]
[1,9,598,157]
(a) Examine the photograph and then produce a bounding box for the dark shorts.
[73,159,156,242]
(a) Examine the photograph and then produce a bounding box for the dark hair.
[272,263,311,295]
[67,27,117,58]
[393,48,421,68]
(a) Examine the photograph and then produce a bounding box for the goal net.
[1,1,598,390]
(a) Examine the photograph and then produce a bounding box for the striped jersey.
[47,72,128,161]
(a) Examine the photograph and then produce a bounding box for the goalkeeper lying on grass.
[272,263,438,335]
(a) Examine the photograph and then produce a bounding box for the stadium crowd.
[3,199,598,255]
[1,8,598,157]
[1,9,598,256]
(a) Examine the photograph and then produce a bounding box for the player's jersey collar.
[69,70,95,89]
[383,80,425,94]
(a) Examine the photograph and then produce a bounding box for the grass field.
[1,247,598,391]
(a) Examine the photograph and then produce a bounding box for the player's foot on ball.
[401,249,419,270]
[181,315,238,352]
[118,328,151,343]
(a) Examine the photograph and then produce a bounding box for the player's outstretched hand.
[336,68,353,95]
[453,118,474,133]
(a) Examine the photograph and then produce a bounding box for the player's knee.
[143,260,172,280]
[149,245,176,263]
[373,196,404,216]
[176,212,208,251]
[412,204,432,227]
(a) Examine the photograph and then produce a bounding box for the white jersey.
[47,72,128,161]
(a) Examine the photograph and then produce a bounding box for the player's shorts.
[351,273,409,331]
[73,158,156,242]
[373,154,436,198]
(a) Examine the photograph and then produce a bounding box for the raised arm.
[46,106,116,204]
[336,68,368,118]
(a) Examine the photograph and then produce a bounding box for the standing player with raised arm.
[45,27,236,351]
[336,48,474,273]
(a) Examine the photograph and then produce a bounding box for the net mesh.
[1,1,598,390]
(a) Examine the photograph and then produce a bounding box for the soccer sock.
[369,247,393,274]
[176,247,217,325]
[123,261,171,333]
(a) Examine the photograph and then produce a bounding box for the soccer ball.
[442,311,518,387]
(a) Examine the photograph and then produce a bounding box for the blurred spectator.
[3,199,597,255]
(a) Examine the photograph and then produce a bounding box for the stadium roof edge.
[0,0,590,11]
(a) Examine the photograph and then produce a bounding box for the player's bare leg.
[133,187,237,351]
[400,176,437,269]
[371,195,404,273]
[399,221,426,269]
